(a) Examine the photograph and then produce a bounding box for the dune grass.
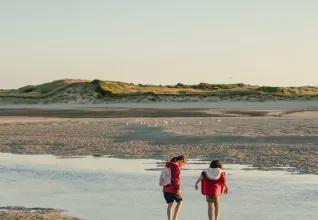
[92,80,318,96]
[0,79,317,98]
[0,79,90,98]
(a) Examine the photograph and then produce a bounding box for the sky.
[0,0,318,89]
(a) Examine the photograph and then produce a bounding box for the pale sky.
[1,0,318,89]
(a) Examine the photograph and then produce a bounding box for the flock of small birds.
[125,119,221,127]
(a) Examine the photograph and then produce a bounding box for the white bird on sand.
[218,119,221,123]
[199,121,202,124]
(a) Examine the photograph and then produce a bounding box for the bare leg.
[208,202,213,220]
[214,201,220,220]
[167,203,173,220]
[173,200,183,220]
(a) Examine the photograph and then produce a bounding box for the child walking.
[195,160,229,220]
[162,155,187,220]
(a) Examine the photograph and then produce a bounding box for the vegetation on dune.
[90,80,318,96]
[256,86,318,95]
[167,82,247,91]
[0,79,317,99]
[0,79,90,98]
[90,80,254,96]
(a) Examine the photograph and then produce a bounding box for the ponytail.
[170,154,187,163]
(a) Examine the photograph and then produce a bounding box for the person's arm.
[221,172,229,194]
[195,176,204,190]
[223,182,229,194]
[172,165,181,191]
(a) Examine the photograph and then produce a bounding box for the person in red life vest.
[195,160,229,220]
[163,154,187,220]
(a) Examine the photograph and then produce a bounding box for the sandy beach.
[0,103,317,174]
[0,102,317,219]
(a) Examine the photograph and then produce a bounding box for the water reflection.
[0,153,317,220]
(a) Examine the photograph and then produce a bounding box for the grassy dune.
[0,79,91,98]
[1,79,317,98]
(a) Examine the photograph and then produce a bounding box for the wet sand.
[0,112,317,174]
[0,207,80,220]
[0,107,318,118]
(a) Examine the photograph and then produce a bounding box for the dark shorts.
[206,195,220,203]
[163,192,183,203]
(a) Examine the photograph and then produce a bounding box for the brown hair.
[170,154,187,164]
[210,160,223,169]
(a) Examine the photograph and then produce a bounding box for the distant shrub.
[174,83,188,89]
[256,86,280,93]
[95,86,112,96]
[235,83,245,88]
[192,83,238,91]
[19,85,36,93]
[24,87,36,93]
[91,80,113,96]
[138,84,152,87]
[91,79,101,85]
[176,83,184,87]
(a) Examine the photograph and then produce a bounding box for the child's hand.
[224,187,229,194]
[176,189,181,196]
[195,184,198,190]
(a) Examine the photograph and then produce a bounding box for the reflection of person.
[195,160,229,220]
[162,155,187,220]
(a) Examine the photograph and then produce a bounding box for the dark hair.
[210,160,223,169]
[170,154,187,163]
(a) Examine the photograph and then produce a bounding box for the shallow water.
[0,153,317,220]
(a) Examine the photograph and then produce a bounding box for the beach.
[0,102,317,219]
[0,102,317,174]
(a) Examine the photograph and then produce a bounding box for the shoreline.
[0,151,313,175]
[1,100,318,109]
[0,107,317,118]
